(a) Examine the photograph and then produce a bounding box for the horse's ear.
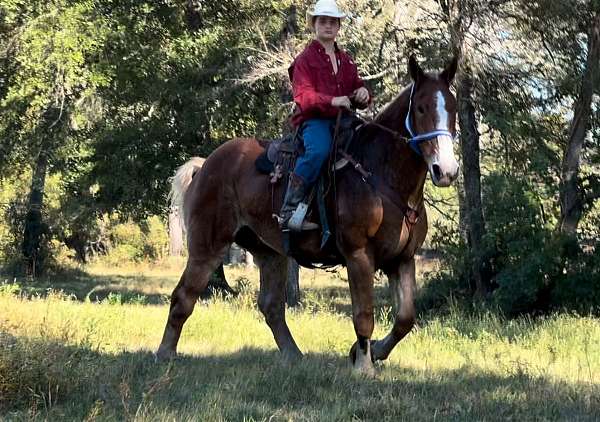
[408,55,425,84]
[440,56,458,85]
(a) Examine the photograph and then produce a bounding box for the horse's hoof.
[349,343,376,377]
[349,340,378,364]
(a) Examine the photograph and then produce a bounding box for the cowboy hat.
[306,0,346,29]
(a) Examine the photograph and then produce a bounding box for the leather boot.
[278,173,319,231]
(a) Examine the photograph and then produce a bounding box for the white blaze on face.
[435,91,449,131]
[428,90,459,186]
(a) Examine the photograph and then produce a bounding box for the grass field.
[1,260,599,421]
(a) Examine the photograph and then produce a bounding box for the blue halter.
[404,83,456,156]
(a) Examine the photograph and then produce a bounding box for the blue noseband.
[405,83,457,156]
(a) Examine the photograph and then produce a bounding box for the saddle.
[255,114,362,181]
[254,114,363,261]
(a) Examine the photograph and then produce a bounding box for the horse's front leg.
[346,248,376,376]
[371,257,416,362]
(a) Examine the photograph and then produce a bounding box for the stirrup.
[288,203,319,231]
[288,203,308,231]
[272,206,319,232]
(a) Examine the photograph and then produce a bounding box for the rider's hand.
[331,96,352,109]
[353,87,370,105]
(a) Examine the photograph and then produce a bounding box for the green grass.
[1,262,599,421]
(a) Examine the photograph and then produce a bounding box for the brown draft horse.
[157,56,459,376]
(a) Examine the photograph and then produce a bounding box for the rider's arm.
[347,58,371,108]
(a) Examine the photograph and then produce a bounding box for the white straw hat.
[307,0,346,29]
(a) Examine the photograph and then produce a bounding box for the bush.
[103,244,141,266]
[97,216,169,266]
[424,173,600,315]
[142,216,169,260]
[110,221,145,254]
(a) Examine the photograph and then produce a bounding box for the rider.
[280,0,370,231]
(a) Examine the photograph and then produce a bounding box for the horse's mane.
[348,84,416,176]
[372,84,412,129]
[349,84,412,158]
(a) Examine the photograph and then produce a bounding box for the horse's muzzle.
[430,162,459,187]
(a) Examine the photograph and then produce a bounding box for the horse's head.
[406,55,460,187]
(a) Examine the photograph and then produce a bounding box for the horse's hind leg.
[156,252,223,360]
[255,252,303,362]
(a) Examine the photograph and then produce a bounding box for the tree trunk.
[558,12,600,236]
[456,176,469,245]
[286,258,300,307]
[279,5,298,45]
[184,0,202,32]
[22,149,48,276]
[443,0,491,298]
[457,62,490,297]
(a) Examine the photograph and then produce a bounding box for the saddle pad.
[255,151,274,174]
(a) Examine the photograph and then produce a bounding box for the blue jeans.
[294,118,335,186]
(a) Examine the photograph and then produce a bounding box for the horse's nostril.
[432,164,442,180]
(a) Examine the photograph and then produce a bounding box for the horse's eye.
[417,105,425,114]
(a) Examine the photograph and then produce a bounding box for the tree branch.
[425,197,457,222]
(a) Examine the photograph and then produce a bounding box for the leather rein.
[333,84,458,227]
[331,87,435,227]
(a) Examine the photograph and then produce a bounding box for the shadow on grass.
[0,266,175,305]
[299,283,391,318]
[1,334,598,421]
[0,265,589,348]
[1,265,385,313]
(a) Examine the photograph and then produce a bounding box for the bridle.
[351,83,458,156]
[404,83,458,156]
[332,83,458,227]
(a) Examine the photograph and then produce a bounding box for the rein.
[351,83,458,155]
[331,110,421,227]
[337,149,420,226]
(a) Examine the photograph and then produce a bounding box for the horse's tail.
[169,157,205,230]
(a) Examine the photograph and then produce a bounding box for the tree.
[439,0,503,297]
[559,10,600,236]
[0,1,109,273]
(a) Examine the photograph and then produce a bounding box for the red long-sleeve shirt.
[288,40,368,127]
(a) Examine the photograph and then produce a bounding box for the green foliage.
[96,215,169,266]
[0,0,110,172]
[0,178,26,265]
[141,216,169,259]
[425,173,600,315]
[483,175,600,314]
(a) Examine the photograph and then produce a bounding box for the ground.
[0,258,598,420]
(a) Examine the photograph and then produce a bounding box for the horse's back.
[183,138,268,227]
[196,137,263,182]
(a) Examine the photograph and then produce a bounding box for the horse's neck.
[359,133,427,205]
[355,91,428,205]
